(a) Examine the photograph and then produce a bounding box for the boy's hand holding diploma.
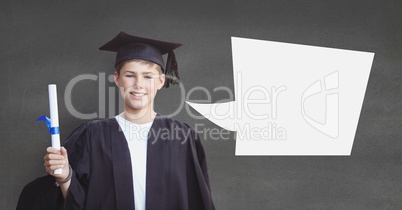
[37,84,72,198]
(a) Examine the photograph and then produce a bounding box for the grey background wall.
[1,0,401,209]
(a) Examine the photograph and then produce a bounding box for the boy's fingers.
[60,147,67,154]
[46,154,64,160]
[60,147,69,160]
[48,160,66,166]
[44,147,68,179]
[46,147,61,154]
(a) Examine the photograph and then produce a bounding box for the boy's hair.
[115,59,163,76]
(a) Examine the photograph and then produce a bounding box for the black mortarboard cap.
[99,31,182,88]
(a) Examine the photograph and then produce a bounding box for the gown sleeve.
[190,128,216,210]
[16,175,64,210]
[61,123,91,210]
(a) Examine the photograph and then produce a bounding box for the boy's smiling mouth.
[130,91,147,98]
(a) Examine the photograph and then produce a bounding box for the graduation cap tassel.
[165,51,180,88]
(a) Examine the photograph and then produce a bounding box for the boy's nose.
[134,77,145,87]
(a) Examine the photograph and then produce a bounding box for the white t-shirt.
[115,115,153,210]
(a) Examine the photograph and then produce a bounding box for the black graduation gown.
[16,175,64,210]
[61,114,215,210]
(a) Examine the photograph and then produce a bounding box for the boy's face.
[114,60,165,114]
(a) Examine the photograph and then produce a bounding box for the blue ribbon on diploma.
[37,116,60,135]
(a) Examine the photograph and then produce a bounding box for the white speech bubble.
[186,37,374,156]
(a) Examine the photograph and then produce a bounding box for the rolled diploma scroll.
[49,84,62,175]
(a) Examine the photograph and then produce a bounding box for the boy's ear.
[114,71,120,87]
[157,74,166,90]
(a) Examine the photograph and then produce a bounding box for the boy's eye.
[126,75,135,78]
[145,76,153,79]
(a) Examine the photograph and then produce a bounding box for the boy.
[42,31,215,210]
